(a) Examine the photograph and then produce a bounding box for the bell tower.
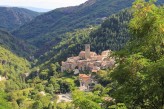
[85,44,90,59]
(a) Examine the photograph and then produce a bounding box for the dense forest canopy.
[36,9,132,71]
[110,0,164,108]
[0,0,163,109]
[12,0,134,49]
[0,29,36,58]
[0,7,39,31]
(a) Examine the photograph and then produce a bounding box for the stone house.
[61,44,115,73]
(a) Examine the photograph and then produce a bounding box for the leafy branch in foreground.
[110,0,164,108]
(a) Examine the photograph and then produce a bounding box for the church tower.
[85,44,90,59]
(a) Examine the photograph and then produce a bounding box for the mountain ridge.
[0,7,39,31]
[13,0,134,48]
[35,9,132,68]
[0,29,36,58]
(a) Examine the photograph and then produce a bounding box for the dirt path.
[57,93,72,103]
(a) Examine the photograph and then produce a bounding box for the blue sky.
[0,0,88,9]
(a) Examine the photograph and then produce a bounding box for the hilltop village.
[61,44,115,73]
[61,44,115,91]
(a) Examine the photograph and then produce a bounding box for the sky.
[0,0,88,10]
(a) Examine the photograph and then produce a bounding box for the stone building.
[61,44,115,73]
[85,44,90,59]
[79,74,96,91]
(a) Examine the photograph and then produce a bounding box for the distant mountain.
[13,0,135,47]
[0,29,36,58]
[0,7,39,31]
[13,0,164,48]
[24,7,52,12]
[12,0,164,57]
[36,9,132,68]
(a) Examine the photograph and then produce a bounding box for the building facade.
[61,44,115,73]
[79,74,96,91]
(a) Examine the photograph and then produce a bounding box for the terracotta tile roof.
[79,74,90,78]
[79,51,85,55]
[79,74,91,81]
[92,70,98,73]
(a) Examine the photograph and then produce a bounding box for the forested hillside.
[0,0,163,109]
[85,9,132,52]
[23,1,163,108]
[109,1,164,108]
[0,29,36,58]
[0,7,39,31]
[0,46,32,109]
[0,46,30,75]
[36,9,132,70]
[13,0,134,48]
[12,0,163,58]
[36,28,95,68]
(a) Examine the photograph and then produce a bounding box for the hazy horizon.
[0,0,88,10]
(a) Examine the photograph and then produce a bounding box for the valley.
[0,0,163,109]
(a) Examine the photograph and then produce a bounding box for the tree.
[108,103,127,109]
[45,84,54,94]
[40,69,49,80]
[93,84,106,97]
[72,90,101,109]
[49,77,60,93]
[110,0,164,108]
[35,83,44,91]
[0,91,12,109]
[128,0,164,61]
[56,102,74,109]
[58,78,75,93]
[32,100,43,109]
[48,103,53,109]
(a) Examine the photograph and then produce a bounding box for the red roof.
[79,74,91,81]
[92,70,98,73]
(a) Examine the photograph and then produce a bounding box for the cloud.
[0,0,87,9]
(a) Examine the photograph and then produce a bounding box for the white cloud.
[0,0,88,9]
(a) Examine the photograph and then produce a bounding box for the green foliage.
[0,47,30,95]
[0,46,30,75]
[0,91,12,109]
[58,78,75,93]
[0,46,33,108]
[56,102,73,109]
[0,29,36,58]
[92,84,110,97]
[36,9,132,73]
[128,0,164,61]
[110,0,164,108]
[108,103,127,109]
[0,1,163,109]
[32,100,43,109]
[13,0,136,48]
[85,9,132,53]
[72,90,102,109]
[35,83,44,91]
[36,28,94,68]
